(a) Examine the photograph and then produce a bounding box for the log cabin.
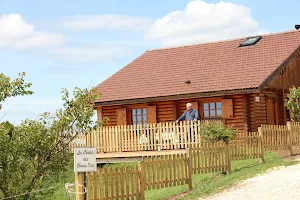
[93,29,300,132]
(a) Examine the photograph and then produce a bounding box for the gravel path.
[199,163,300,200]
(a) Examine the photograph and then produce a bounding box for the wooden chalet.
[94,30,300,132]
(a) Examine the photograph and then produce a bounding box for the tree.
[0,72,33,110]
[285,86,300,122]
[0,73,102,199]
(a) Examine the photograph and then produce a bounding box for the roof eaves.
[94,88,259,107]
[258,45,300,91]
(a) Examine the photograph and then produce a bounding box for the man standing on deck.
[176,103,199,124]
[176,103,199,143]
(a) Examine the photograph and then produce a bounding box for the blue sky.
[0,0,299,124]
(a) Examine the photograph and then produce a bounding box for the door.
[267,98,277,125]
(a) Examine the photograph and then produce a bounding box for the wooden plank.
[125,167,129,200]
[164,155,168,188]
[152,156,155,189]
[116,108,127,125]
[147,106,157,123]
[146,157,151,190]
[110,168,113,199]
[130,170,134,200]
[92,172,97,200]
[161,155,164,188]
[130,125,134,152]
[104,168,108,200]
[221,99,233,118]
[120,167,124,199]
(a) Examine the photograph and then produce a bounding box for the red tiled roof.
[95,30,300,103]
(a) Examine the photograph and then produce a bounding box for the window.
[239,36,262,47]
[203,102,222,117]
[131,108,147,125]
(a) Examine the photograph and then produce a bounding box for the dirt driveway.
[199,162,300,200]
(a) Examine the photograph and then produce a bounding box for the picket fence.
[70,120,222,153]
[74,122,300,200]
[76,149,193,200]
[71,121,300,155]
[230,132,264,161]
[76,140,256,200]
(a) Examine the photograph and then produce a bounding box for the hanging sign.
[74,147,97,172]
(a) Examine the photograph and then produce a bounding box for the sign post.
[74,147,97,200]
[74,147,97,172]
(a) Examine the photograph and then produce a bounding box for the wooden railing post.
[225,142,231,174]
[258,127,265,163]
[137,161,145,200]
[186,148,193,190]
[287,121,294,156]
[75,172,85,200]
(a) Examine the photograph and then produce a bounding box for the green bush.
[200,123,236,144]
[285,86,300,122]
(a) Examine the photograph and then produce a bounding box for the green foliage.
[285,86,300,122]
[200,123,236,144]
[0,73,102,199]
[0,72,33,110]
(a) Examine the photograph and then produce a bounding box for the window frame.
[239,36,262,47]
[131,108,147,125]
[202,102,222,118]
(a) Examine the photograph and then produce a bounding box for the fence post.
[137,161,145,200]
[258,127,265,163]
[225,143,231,174]
[287,122,294,156]
[186,148,193,190]
[75,172,85,200]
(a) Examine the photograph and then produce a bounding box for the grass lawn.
[50,151,299,200]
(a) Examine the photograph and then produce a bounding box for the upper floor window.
[203,102,222,117]
[131,108,147,125]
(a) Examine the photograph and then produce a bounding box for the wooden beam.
[282,89,287,124]
[94,88,259,106]
[97,107,103,122]
[97,157,143,164]
[96,149,188,159]
[243,94,249,132]
[173,101,178,121]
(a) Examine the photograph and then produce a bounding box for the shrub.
[285,86,300,122]
[200,123,236,144]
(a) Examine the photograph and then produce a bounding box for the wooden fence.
[84,165,143,200]
[191,142,230,174]
[288,122,300,146]
[78,139,261,200]
[69,134,86,151]
[75,122,300,200]
[78,149,192,200]
[230,132,263,161]
[70,121,300,154]
[143,150,192,191]
[260,125,291,151]
[71,120,223,153]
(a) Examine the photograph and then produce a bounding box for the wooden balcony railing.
[71,120,223,153]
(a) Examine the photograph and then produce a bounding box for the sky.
[0,0,299,124]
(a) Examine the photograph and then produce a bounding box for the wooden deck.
[96,149,188,163]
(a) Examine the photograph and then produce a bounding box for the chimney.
[296,24,300,30]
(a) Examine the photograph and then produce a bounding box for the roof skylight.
[239,36,262,47]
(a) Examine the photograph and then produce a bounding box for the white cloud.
[145,0,265,47]
[53,46,124,63]
[0,14,126,64]
[0,14,64,49]
[57,14,152,31]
